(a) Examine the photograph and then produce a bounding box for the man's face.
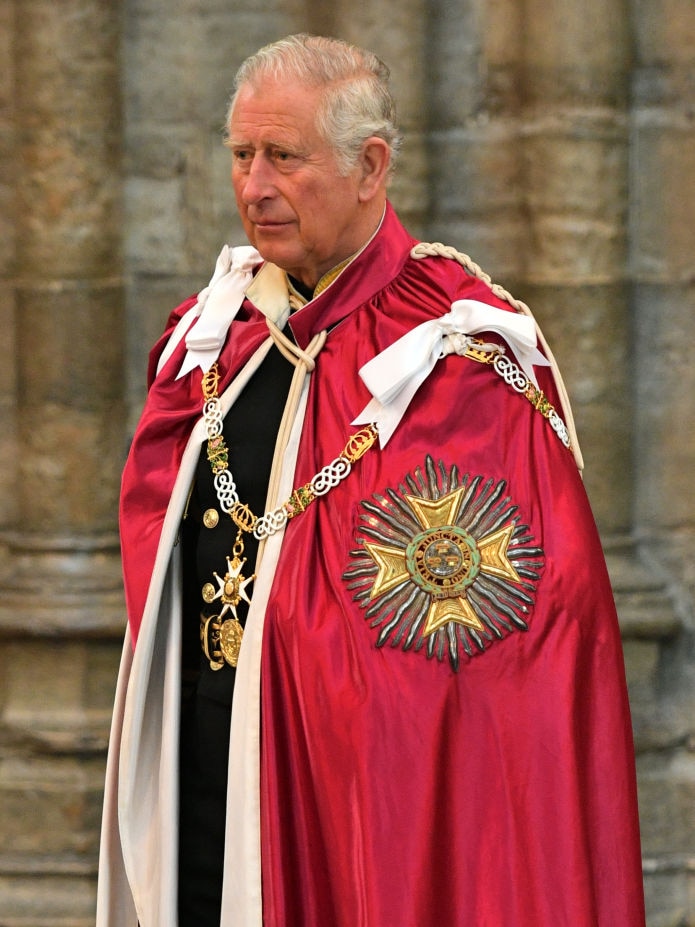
[228,78,376,289]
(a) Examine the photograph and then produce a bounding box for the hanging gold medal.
[200,529,255,669]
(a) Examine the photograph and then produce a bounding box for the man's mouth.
[249,214,292,229]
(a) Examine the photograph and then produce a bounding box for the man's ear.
[357,137,392,202]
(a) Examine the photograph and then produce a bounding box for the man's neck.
[287,206,387,305]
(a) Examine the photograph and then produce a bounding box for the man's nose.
[240,154,276,204]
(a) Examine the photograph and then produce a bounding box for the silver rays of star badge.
[343,457,544,670]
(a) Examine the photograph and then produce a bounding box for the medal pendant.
[200,549,254,669]
[200,614,225,671]
[219,617,244,667]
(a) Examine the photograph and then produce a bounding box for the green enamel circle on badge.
[406,526,481,599]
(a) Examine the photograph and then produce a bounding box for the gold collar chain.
[199,362,377,671]
[202,363,378,539]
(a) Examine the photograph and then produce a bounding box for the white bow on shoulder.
[352,299,551,446]
[154,244,263,379]
[175,245,263,379]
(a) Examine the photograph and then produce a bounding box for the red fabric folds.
[256,221,644,925]
[120,203,645,924]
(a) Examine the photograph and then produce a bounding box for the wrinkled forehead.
[229,73,326,125]
[227,77,328,149]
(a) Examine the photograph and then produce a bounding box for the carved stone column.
[519,0,633,534]
[4,0,125,627]
[631,6,695,575]
[630,3,695,920]
[426,0,526,282]
[0,0,18,547]
[0,0,125,922]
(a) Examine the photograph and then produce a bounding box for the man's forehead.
[228,84,320,145]
[231,77,319,118]
[227,114,308,149]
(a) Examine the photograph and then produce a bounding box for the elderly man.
[97,33,645,927]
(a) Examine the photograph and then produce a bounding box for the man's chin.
[251,240,302,272]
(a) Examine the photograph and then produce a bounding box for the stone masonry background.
[0,0,694,924]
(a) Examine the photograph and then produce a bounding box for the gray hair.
[228,34,402,176]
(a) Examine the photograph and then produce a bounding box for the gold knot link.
[343,425,378,464]
[231,502,257,534]
[202,363,221,401]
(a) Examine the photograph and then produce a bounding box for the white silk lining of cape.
[96,631,137,927]
[98,337,276,926]
[221,375,312,927]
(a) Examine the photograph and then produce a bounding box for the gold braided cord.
[410,242,584,472]
[265,317,326,370]
[410,242,532,315]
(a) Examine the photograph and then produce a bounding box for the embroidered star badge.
[344,458,543,670]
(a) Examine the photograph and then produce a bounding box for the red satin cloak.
[119,203,645,925]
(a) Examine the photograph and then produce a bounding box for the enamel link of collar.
[200,340,568,549]
[199,363,378,670]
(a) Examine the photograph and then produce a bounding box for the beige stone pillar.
[520,0,633,534]
[0,0,125,921]
[426,0,527,282]
[4,0,125,627]
[0,0,18,544]
[629,3,695,922]
[631,4,695,566]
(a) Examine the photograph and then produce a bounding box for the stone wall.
[0,0,693,923]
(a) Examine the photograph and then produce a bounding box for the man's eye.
[233,149,252,163]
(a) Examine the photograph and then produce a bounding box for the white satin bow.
[352,298,551,446]
[174,245,263,379]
